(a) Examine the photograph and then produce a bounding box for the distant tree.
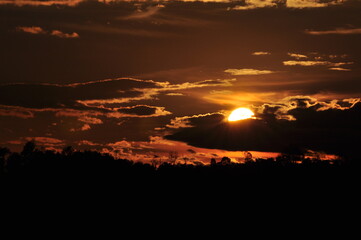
[193,161,204,166]
[182,157,190,165]
[62,146,74,156]
[281,145,305,164]
[0,147,10,174]
[221,157,231,165]
[21,141,36,156]
[244,151,253,163]
[150,155,162,168]
[168,151,179,165]
[210,158,217,165]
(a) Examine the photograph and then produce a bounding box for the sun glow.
[228,108,255,121]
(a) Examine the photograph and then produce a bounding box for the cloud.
[288,53,308,59]
[166,112,224,129]
[283,60,330,66]
[23,137,65,150]
[165,96,361,157]
[224,68,275,75]
[17,26,79,38]
[62,22,174,38]
[0,105,34,118]
[108,140,132,149]
[0,76,237,132]
[80,124,91,131]
[305,27,361,35]
[231,0,277,10]
[106,105,172,118]
[329,67,351,71]
[0,0,84,6]
[209,90,233,95]
[123,5,165,20]
[252,51,271,56]
[78,116,103,124]
[16,26,47,34]
[166,93,184,96]
[0,78,177,139]
[78,78,236,107]
[50,30,79,38]
[77,140,98,146]
[230,0,343,10]
[0,78,159,109]
[283,60,353,68]
[286,0,342,8]
[0,0,347,9]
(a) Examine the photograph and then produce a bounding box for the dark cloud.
[117,105,157,116]
[0,78,159,109]
[166,98,361,157]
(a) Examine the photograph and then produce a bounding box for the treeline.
[1,141,359,186]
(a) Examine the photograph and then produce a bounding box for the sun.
[228,108,255,121]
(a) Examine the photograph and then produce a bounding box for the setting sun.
[228,108,255,121]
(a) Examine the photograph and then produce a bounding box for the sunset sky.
[1,0,360,163]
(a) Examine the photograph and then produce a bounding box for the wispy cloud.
[305,28,361,35]
[16,26,47,34]
[0,104,34,118]
[329,67,351,71]
[283,60,353,68]
[231,0,277,10]
[166,112,223,129]
[252,51,271,56]
[230,0,344,10]
[224,68,275,75]
[0,0,84,6]
[50,30,79,38]
[122,5,165,20]
[288,53,308,59]
[17,26,79,38]
[283,60,329,66]
[24,136,65,148]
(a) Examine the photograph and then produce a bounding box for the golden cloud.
[252,51,271,56]
[224,68,275,75]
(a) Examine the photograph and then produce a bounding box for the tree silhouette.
[221,157,231,165]
[281,145,305,164]
[151,155,162,168]
[182,157,190,165]
[21,141,36,156]
[244,151,253,163]
[0,147,10,174]
[0,141,357,190]
[168,151,179,165]
[62,146,74,156]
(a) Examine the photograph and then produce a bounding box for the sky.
[0,0,360,163]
